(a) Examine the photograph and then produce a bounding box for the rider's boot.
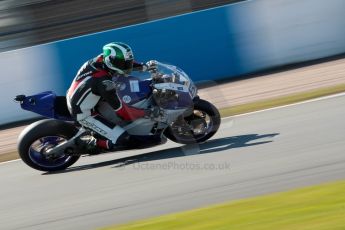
[95,139,114,150]
[95,132,131,150]
[75,136,100,155]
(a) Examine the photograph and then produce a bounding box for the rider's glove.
[145,60,163,80]
[145,60,158,72]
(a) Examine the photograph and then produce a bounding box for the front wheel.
[17,119,80,172]
[164,99,221,144]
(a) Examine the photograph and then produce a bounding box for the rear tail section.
[14,91,73,121]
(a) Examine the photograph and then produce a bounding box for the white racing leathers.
[67,83,126,144]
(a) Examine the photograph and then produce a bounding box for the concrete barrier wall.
[0,46,62,124]
[1,0,345,124]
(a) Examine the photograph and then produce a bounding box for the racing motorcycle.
[15,62,221,172]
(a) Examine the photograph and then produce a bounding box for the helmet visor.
[110,56,133,73]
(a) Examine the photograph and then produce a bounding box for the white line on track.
[1,91,345,166]
[0,159,20,165]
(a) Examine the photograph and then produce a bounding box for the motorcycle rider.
[66,42,156,152]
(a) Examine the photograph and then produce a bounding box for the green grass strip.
[220,83,345,117]
[101,180,345,230]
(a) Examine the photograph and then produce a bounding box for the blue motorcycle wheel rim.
[28,136,73,168]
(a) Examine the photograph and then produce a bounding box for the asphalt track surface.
[1,94,345,230]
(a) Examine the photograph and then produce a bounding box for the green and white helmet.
[103,42,134,75]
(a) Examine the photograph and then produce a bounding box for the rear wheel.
[18,119,80,171]
[164,99,221,144]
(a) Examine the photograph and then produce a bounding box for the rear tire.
[17,119,80,172]
[164,99,221,144]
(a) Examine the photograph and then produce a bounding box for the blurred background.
[0,0,240,52]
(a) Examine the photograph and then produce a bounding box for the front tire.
[17,119,80,172]
[164,99,221,144]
